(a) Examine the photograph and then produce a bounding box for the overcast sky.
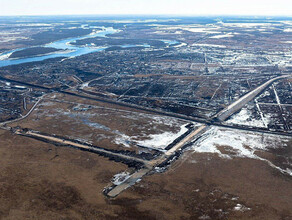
[0,0,291,16]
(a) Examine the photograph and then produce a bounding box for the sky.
[0,0,291,16]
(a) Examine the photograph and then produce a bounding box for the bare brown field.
[0,16,292,220]
[119,152,292,220]
[9,93,188,152]
[0,129,129,219]
[1,128,291,220]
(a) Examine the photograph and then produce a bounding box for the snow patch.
[283,28,292,32]
[222,23,273,28]
[112,172,131,185]
[174,42,187,48]
[80,82,89,89]
[114,123,190,150]
[226,108,270,128]
[192,43,226,48]
[198,215,211,220]
[191,126,291,176]
[136,124,189,149]
[114,134,132,148]
[233,204,251,212]
[0,52,12,60]
[210,33,234,39]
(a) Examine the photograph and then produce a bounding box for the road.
[16,130,148,165]
[0,96,44,127]
[106,168,149,198]
[1,75,291,137]
[105,74,292,197]
[8,123,209,198]
[0,75,209,124]
[165,125,208,156]
[215,75,290,121]
[1,74,291,198]
[106,124,209,197]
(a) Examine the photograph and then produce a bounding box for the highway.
[215,75,290,121]
[0,75,291,137]
[0,75,209,124]
[105,74,292,197]
[0,74,291,198]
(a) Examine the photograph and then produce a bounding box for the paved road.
[0,76,209,124]
[1,74,291,198]
[215,75,290,121]
[0,96,43,127]
[1,75,291,137]
[105,74,292,198]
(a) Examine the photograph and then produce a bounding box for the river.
[0,26,178,68]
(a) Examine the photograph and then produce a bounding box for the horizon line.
[0,13,292,18]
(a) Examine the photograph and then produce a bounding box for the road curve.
[0,96,44,127]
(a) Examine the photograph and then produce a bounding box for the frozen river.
[0,26,178,67]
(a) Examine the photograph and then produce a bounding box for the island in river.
[8,47,64,59]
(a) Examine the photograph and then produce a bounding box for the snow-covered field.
[0,52,12,60]
[226,108,270,128]
[31,99,192,150]
[192,43,226,48]
[115,123,189,150]
[156,24,222,34]
[221,22,275,28]
[209,33,234,39]
[191,126,292,176]
[134,124,188,150]
[283,28,292,32]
